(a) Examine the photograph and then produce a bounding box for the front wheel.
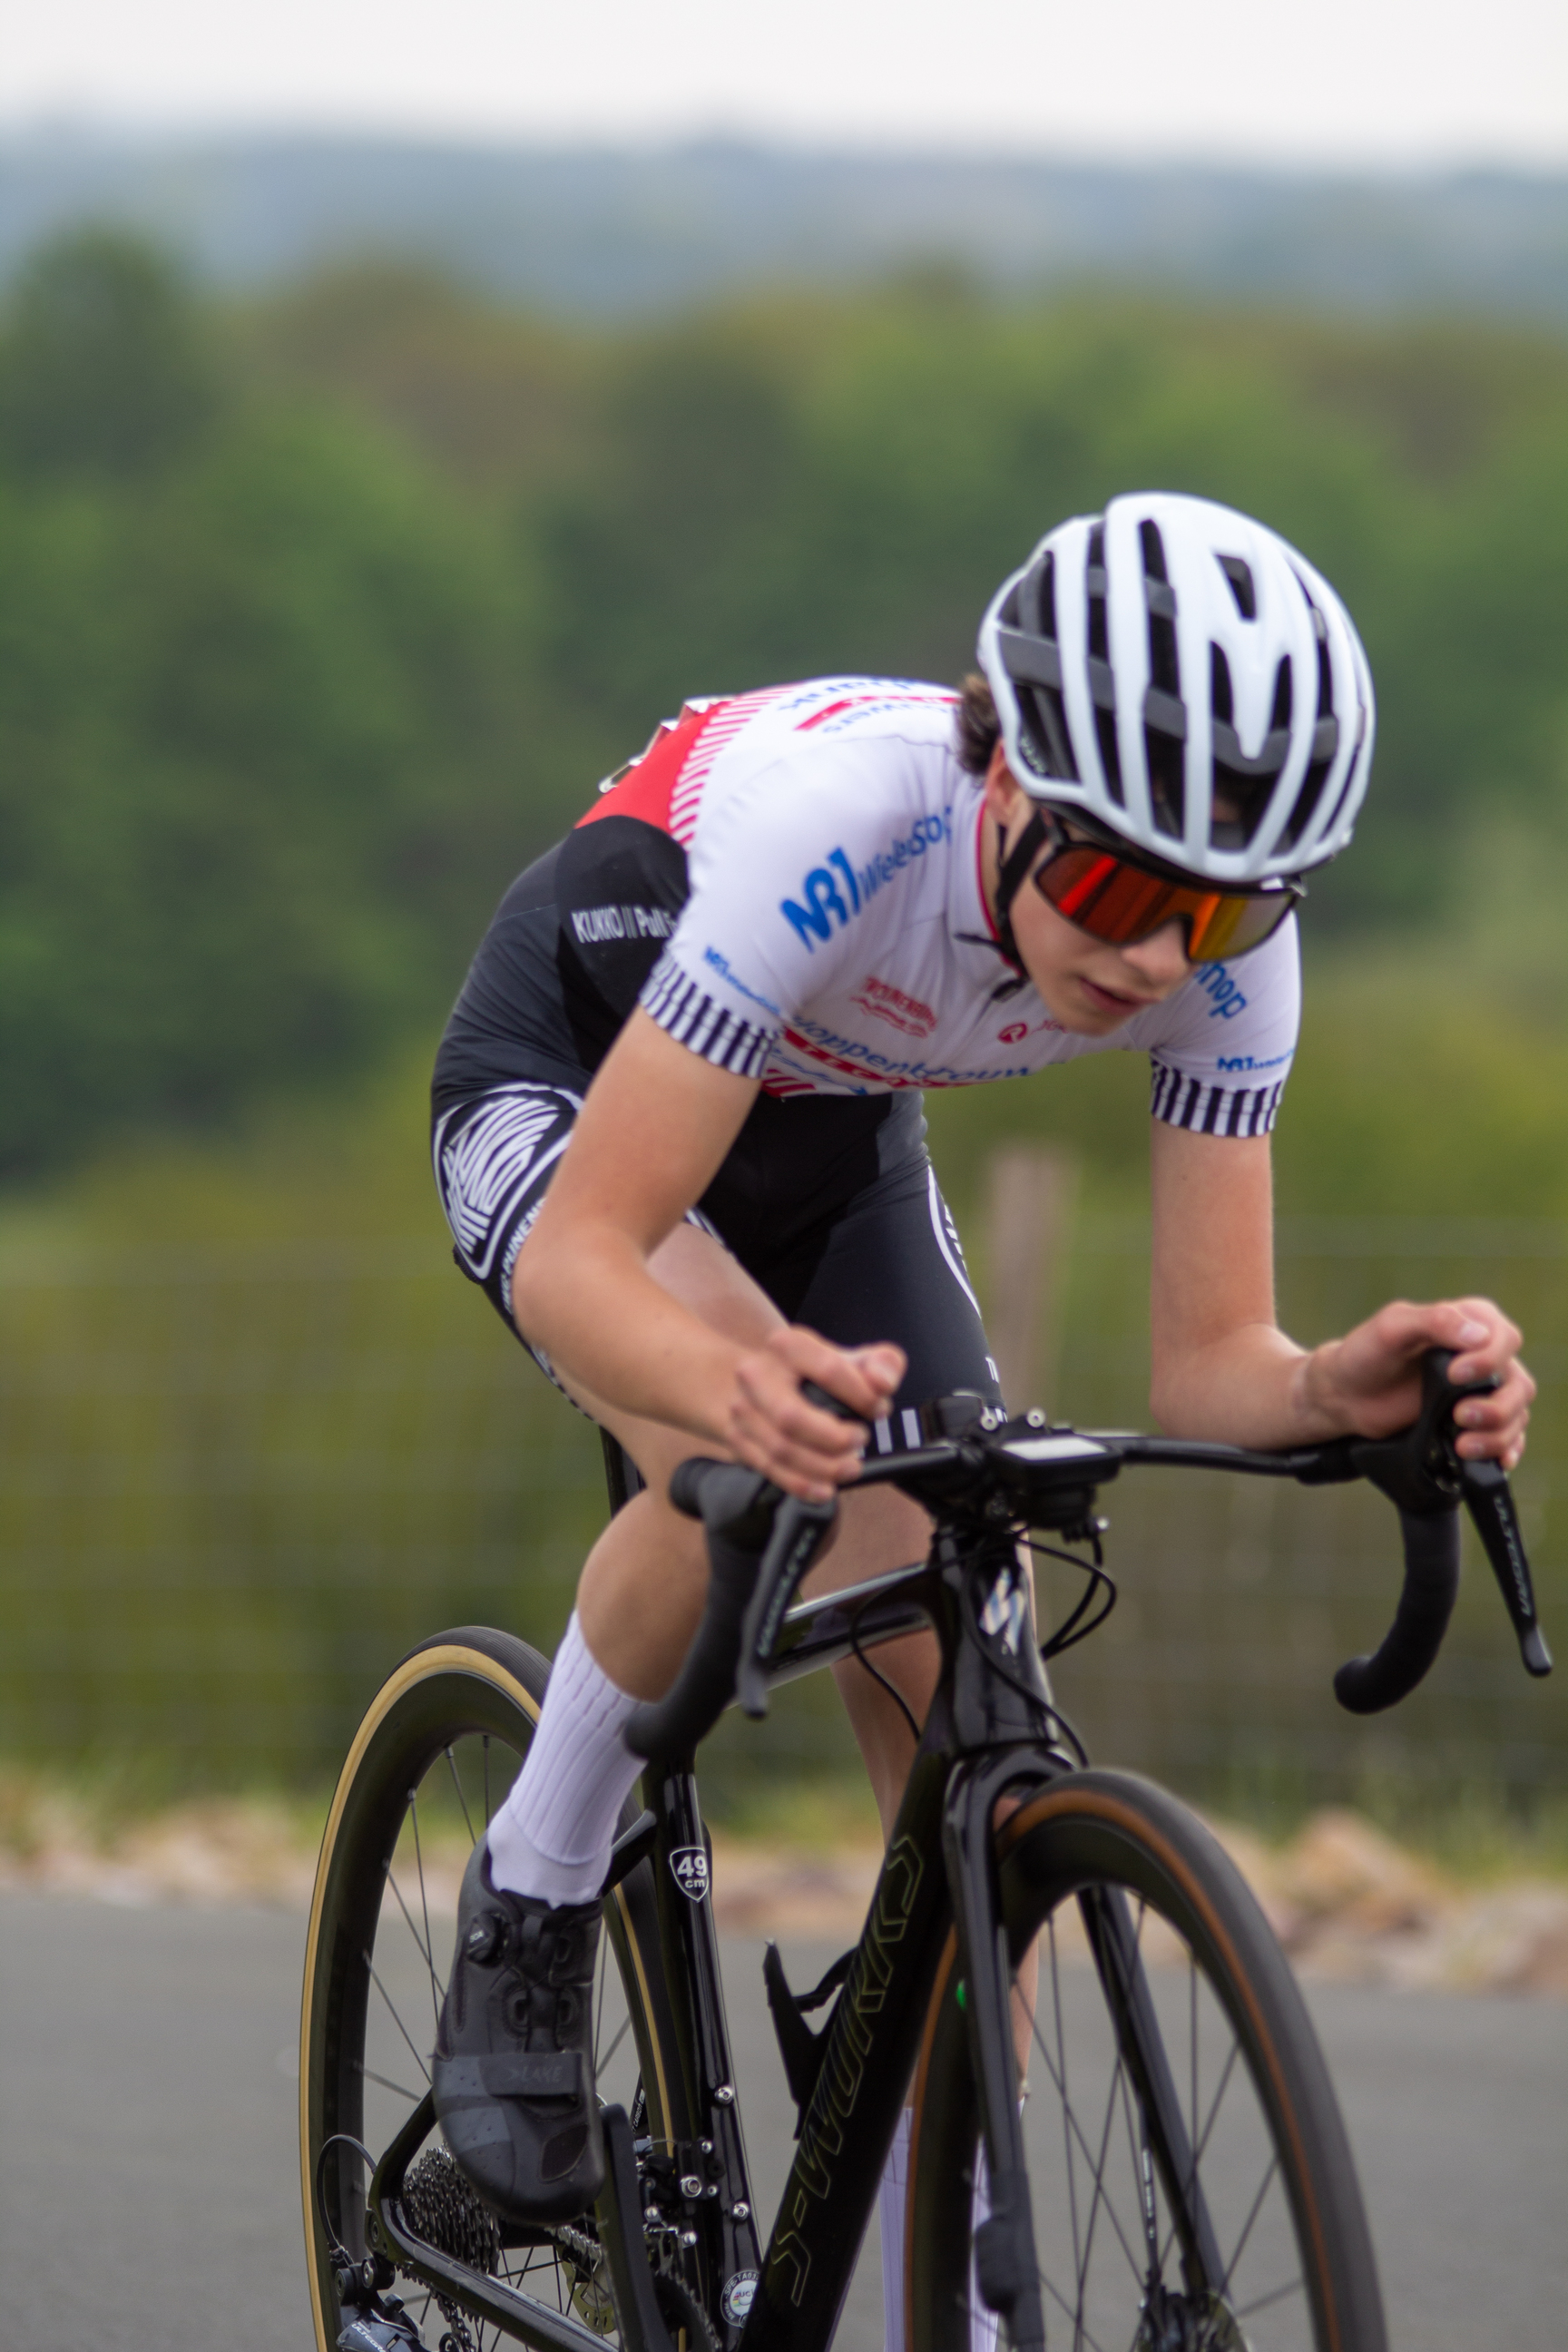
[908,1770,1386,2352]
[299,1627,693,2352]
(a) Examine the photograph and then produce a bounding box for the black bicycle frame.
[364,1540,1213,2352]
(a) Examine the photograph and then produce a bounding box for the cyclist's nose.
[1118,918,1194,987]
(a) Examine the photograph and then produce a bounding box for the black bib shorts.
[432,838,1004,1451]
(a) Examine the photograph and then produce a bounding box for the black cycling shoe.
[431,1840,605,2225]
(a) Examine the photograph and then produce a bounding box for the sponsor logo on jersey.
[700,944,783,1018]
[1216,1050,1292,1073]
[1194,962,1249,1020]
[851,974,937,1039]
[779,812,954,952]
[781,1020,1033,1090]
[570,904,677,946]
[997,1014,1066,1044]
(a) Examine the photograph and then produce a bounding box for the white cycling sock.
[486,1612,642,1908]
[879,2109,1000,2352]
[879,2108,910,2352]
[968,2139,999,2352]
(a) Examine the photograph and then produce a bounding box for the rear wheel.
[908,1770,1386,2352]
[299,1628,693,2352]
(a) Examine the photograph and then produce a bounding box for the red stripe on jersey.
[796,689,957,733]
[575,701,721,834]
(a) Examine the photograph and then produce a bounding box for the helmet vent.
[1006,553,1077,779]
[1142,524,1181,698]
[1035,551,1057,642]
[1085,526,1122,802]
[1218,554,1257,620]
[1086,526,1109,662]
[1141,523,1182,837]
[1280,750,1334,851]
[1270,659,1293,731]
[1145,724,1183,838]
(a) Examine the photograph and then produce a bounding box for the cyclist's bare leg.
[559,1227,938,1793]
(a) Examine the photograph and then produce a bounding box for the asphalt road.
[1,1894,1563,2352]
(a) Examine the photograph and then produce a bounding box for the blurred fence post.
[983,1143,1080,1415]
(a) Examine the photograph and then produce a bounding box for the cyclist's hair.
[955,671,1001,774]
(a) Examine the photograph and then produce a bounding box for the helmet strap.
[992,808,1049,973]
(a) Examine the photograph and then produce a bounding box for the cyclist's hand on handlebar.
[1303,1297,1534,1468]
[728,1329,905,1501]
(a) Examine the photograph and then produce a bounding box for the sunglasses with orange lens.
[1034,841,1302,962]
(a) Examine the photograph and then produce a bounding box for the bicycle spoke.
[408,1791,443,2035]
[445,1743,477,1845]
[352,2056,424,2104]
[1189,1952,1198,2175]
[366,1949,432,2084]
[598,2008,632,2075]
[1080,2033,1147,2295]
[1233,2271,1308,2322]
[1035,2260,1114,2352]
[1157,2030,1243,2279]
[1028,1975,1146,2292]
[387,1869,434,1974]
[1046,1916,1085,2298]
[1219,2149,1279,2295]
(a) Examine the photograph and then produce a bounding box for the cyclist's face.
[983,756,1194,1036]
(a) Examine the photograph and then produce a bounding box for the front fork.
[945,1759,1230,2348]
[942,1752,1050,2352]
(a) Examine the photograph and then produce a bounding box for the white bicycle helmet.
[977,491,1376,883]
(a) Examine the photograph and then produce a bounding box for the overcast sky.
[3,0,1564,168]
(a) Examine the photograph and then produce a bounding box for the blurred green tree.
[0,230,221,480]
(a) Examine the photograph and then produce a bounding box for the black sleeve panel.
[433,817,694,1111]
[432,843,585,1112]
[554,816,691,1065]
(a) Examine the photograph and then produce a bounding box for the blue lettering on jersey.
[780,867,853,948]
[1195,963,1249,1021]
[780,811,954,953]
[701,945,783,1019]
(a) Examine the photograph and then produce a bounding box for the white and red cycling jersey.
[563,677,1298,1136]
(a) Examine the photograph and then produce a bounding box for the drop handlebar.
[624,1350,1552,1763]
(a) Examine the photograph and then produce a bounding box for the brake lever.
[1459,1456,1553,1677]
[728,1377,856,1720]
[1351,1348,1552,1681]
[735,1494,838,1719]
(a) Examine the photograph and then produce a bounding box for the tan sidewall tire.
[906,1769,1387,2352]
[298,1629,683,2352]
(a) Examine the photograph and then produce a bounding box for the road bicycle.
[299,1348,1551,2352]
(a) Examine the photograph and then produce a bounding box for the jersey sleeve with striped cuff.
[1136,916,1300,1138]
[636,728,956,1082]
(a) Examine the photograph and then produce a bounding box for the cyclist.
[426,494,1532,2254]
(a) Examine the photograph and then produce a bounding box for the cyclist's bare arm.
[512,1009,903,1498]
[1149,1120,1533,1465]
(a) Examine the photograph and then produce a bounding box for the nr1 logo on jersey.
[670,1847,710,1903]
